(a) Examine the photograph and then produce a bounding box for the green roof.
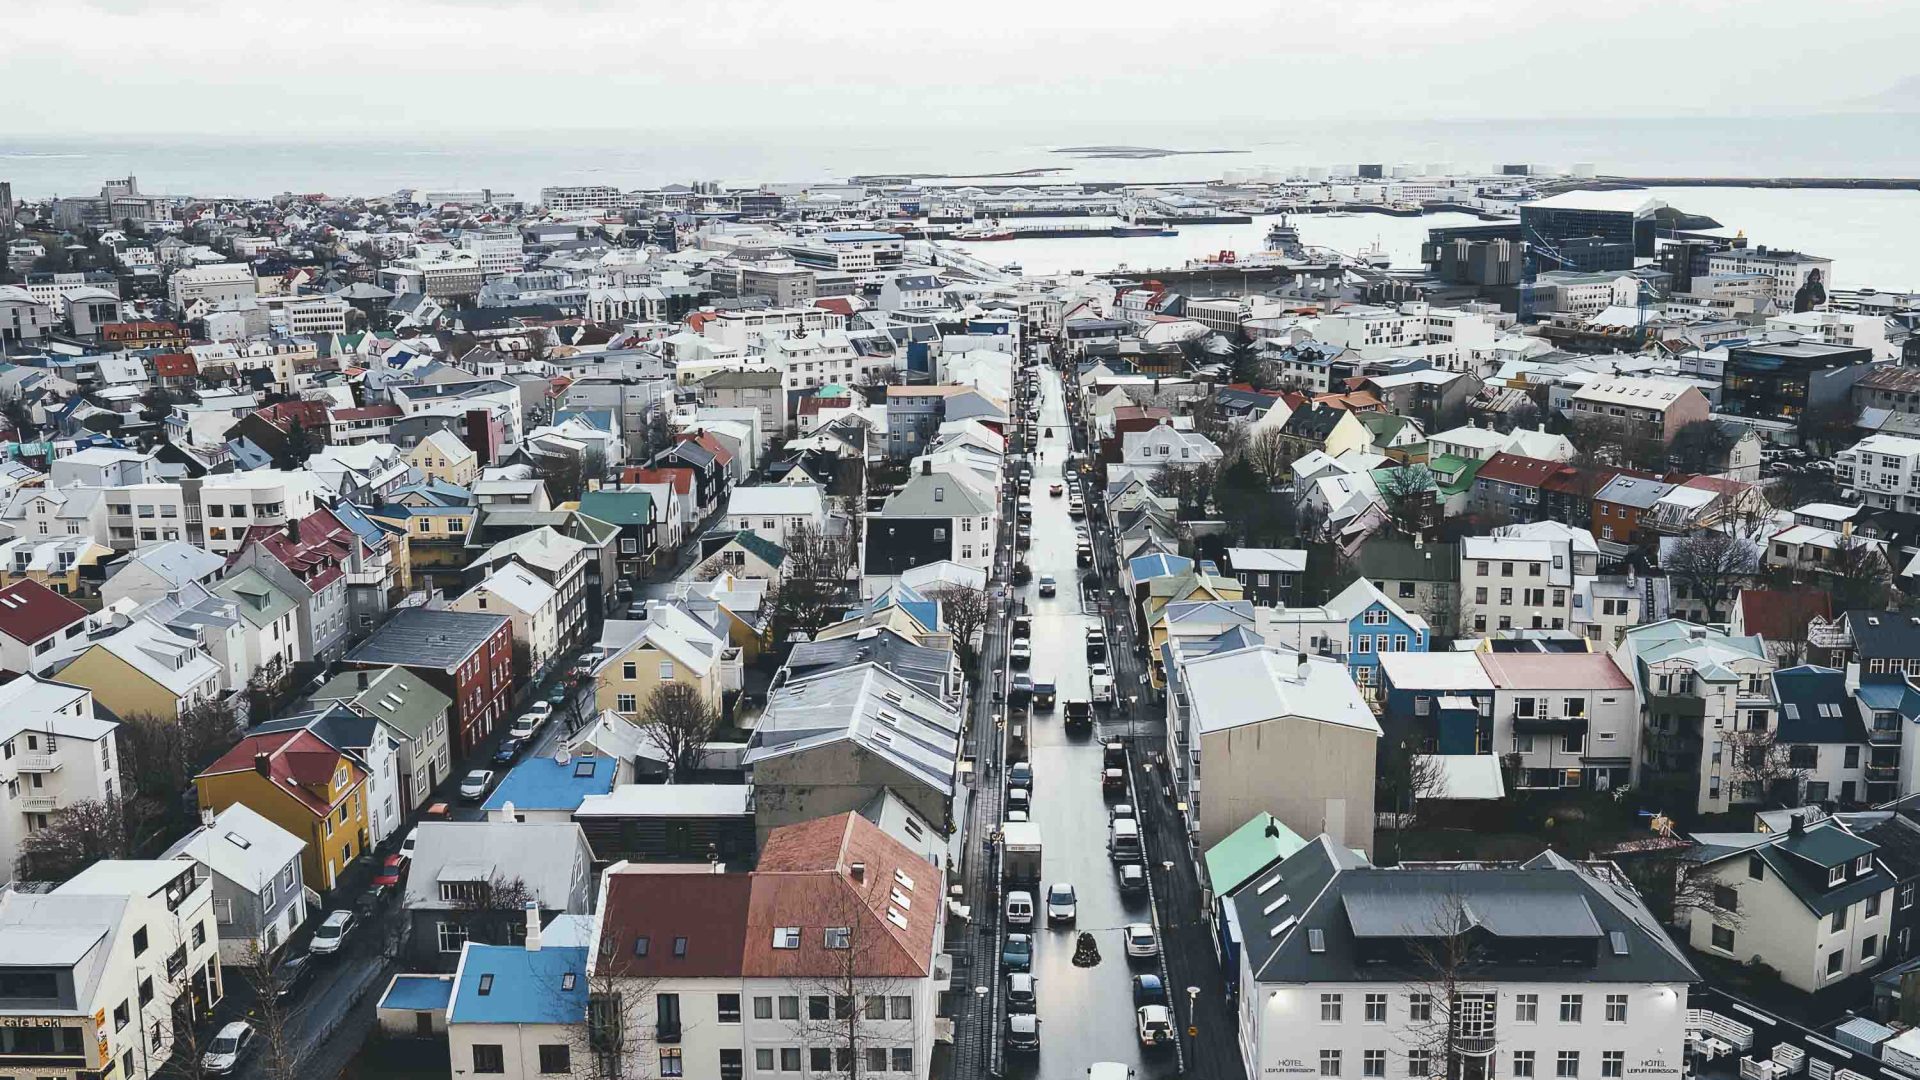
[1204,813,1308,895]
[1433,455,1484,496]
[731,530,787,568]
[577,490,654,528]
[308,665,453,740]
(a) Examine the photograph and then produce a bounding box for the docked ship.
[1265,216,1307,260]
[955,221,1015,241]
[1359,238,1393,268]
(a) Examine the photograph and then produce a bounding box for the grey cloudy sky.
[5,0,1918,136]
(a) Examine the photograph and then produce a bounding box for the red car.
[372,854,407,888]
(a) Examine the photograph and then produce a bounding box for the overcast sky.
[5,0,1918,136]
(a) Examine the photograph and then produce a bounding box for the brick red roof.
[0,580,87,646]
[813,297,858,316]
[1476,452,1566,489]
[255,399,330,433]
[1478,651,1633,691]
[1736,587,1833,643]
[681,432,734,467]
[685,312,719,333]
[152,353,198,378]
[232,506,355,590]
[618,467,694,494]
[599,872,752,978]
[328,404,403,422]
[200,729,363,817]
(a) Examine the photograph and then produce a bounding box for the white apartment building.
[1460,536,1576,634]
[261,294,350,336]
[589,812,944,1080]
[721,485,827,549]
[701,307,845,353]
[1707,247,1834,309]
[0,858,223,1080]
[1478,651,1639,791]
[103,483,190,550]
[382,253,484,301]
[1223,839,1696,1080]
[459,230,524,276]
[194,469,326,555]
[0,676,120,887]
[1767,310,1893,359]
[166,263,256,309]
[538,185,622,212]
[1613,621,1775,816]
[449,563,561,681]
[1836,433,1920,514]
[1311,302,1505,375]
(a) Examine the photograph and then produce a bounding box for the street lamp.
[1186,986,1201,1059]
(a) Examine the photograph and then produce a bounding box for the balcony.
[19,794,57,813]
[1453,1034,1497,1057]
[1871,728,1904,746]
[14,753,60,773]
[1867,765,1901,784]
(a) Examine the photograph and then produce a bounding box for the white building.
[720,485,828,548]
[1708,247,1834,309]
[167,263,256,309]
[1836,433,1920,514]
[1461,536,1577,634]
[1223,839,1696,1080]
[1477,651,1639,791]
[194,469,327,555]
[700,307,844,353]
[0,676,120,887]
[1766,310,1892,359]
[459,230,524,276]
[449,563,561,680]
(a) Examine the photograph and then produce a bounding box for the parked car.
[1003,933,1033,971]
[1007,971,1037,1012]
[508,714,541,740]
[525,701,553,720]
[1118,863,1148,896]
[1046,882,1077,924]
[1010,639,1032,666]
[1136,1005,1173,1047]
[1007,787,1031,815]
[546,684,573,707]
[1069,497,1086,518]
[201,1022,255,1075]
[1006,890,1035,927]
[1102,767,1127,794]
[1109,804,1136,823]
[1132,974,1165,1008]
[492,736,526,765]
[1123,923,1159,959]
[372,854,407,888]
[1007,1011,1041,1053]
[459,769,495,801]
[401,827,419,857]
[1010,674,1033,705]
[271,954,314,1000]
[309,910,356,956]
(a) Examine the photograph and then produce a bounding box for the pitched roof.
[348,607,508,671]
[0,578,87,646]
[448,943,590,1026]
[1476,652,1633,691]
[199,729,361,817]
[1475,452,1563,489]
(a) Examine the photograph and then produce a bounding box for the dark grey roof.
[1844,610,1920,659]
[1226,839,1697,985]
[1354,538,1459,584]
[347,608,508,671]
[1773,666,1869,744]
[782,628,953,703]
[1693,819,1893,918]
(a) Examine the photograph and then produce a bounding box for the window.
[866,996,886,1021]
[1833,907,1849,933]
[138,977,153,1006]
[1408,993,1431,1021]
[756,1050,775,1073]
[867,1048,888,1075]
[1320,993,1343,1021]
[1713,885,1739,912]
[1557,1052,1579,1078]
[473,1045,506,1074]
[1408,1050,1431,1077]
[780,1048,801,1072]
[890,996,912,1020]
[753,996,772,1020]
[659,661,674,680]
[1364,993,1386,1022]
[1864,935,1881,963]
[721,1050,743,1080]
[1748,855,1766,880]
[1605,994,1627,1023]
[1712,923,1736,951]
[133,926,149,956]
[1321,1050,1342,1077]
[538,1045,572,1074]
[891,1049,912,1073]
[438,922,470,953]
[1364,1050,1386,1078]
[1514,1052,1536,1079]
[824,926,852,950]
[1903,881,1916,910]
[114,1000,129,1031]
[808,995,829,1021]
[1559,994,1582,1022]
[718,994,740,1023]
[1514,994,1538,1022]
[616,694,637,712]
[1602,1052,1623,1079]
[192,922,206,948]
[1869,893,1883,918]
[809,1049,832,1073]
[623,662,637,680]
[778,996,798,1020]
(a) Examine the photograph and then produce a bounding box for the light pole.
[1186,985,1201,1064]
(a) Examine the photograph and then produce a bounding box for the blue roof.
[845,582,937,635]
[1858,681,1920,713]
[333,501,388,548]
[380,974,455,1012]
[481,755,616,813]
[449,944,589,1025]
[554,408,616,433]
[1130,553,1193,582]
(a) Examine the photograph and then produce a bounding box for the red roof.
[679,431,734,467]
[201,729,362,817]
[619,467,694,494]
[255,399,330,433]
[1477,652,1633,691]
[1476,452,1565,489]
[232,506,355,590]
[1736,588,1833,642]
[1683,474,1752,496]
[599,872,753,978]
[0,580,87,646]
[813,297,858,316]
[685,311,719,333]
[328,404,403,422]
[152,353,198,378]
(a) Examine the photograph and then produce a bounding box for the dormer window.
[1830,865,1846,887]
[1857,855,1874,876]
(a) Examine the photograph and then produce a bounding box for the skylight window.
[562,972,577,991]
[1268,915,1297,939]
[886,909,909,931]
[1262,895,1291,917]
[894,869,915,892]
[1609,931,1628,956]
[633,937,650,957]
[1308,929,1326,953]
[478,974,494,996]
[1255,873,1283,895]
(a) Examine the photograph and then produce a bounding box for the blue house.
[1376,652,1496,755]
[1264,578,1431,693]
[447,935,590,1075]
[482,755,618,822]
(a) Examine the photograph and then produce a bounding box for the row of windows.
[1317,992,1627,1023]
[1315,1049,1622,1079]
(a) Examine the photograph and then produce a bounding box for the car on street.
[1089,1065,1135,1080]
[1009,761,1033,788]
[547,684,572,707]
[372,853,407,888]
[1007,787,1030,815]
[1049,483,1064,497]
[1077,540,1093,566]
[1017,524,1032,547]
[460,769,495,801]
[509,713,542,740]
[1132,973,1165,1007]
[1046,882,1077,924]
[1004,809,1029,823]
[1136,1005,1173,1047]
[573,648,606,676]
[1069,497,1085,517]
[202,1022,254,1075]
[1007,971,1037,1012]
[1109,803,1135,822]
[1086,628,1108,662]
[1010,674,1033,705]
[309,909,356,956]
[1038,574,1056,597]
[492,736,526,765]
[1118,863,1148,896]
[1006,889,1034,926]
[1123,923,1159,959]
[525,700,553,720]
[1009,638,1032,666]
[1102,767,1126,794]
[1063,698,1092,732]
[1033,681,1056,710]
[1007,1011,1040,1052]
[1002,933,1032,971]
[270,953,315,1001]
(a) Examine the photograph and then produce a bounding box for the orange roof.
[200,729,363,817]
[619,466,694,494]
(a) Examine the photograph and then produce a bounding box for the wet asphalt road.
[1002,369,1176,1078]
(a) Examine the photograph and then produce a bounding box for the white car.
[508,714,541,740]
[525,701,553,720]
[460,769,495,800]
[1046,882,1077,924]
[1009,639,1032,666]
[309,909,356,955]
[1124,923,1159,959]
[401,827,419,857]
[1136,1004,1173,1046]
[201,1021,254,1075]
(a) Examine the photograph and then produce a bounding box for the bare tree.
[1152,461,1218,519]
[1829,539,1897,613]
[15,796,128,883]
[1242,426,1297,489]
[449,872,539,946]
[636,682,719,782]
[568,935,657,1080]
[1400,893,1497,1080]
[242,944,297,1080]
[766,522,854,650]
[1664,532,1758,623]
[784,889,911,1080]
[927,583,991,676]
[1724,726,1810,808]
[1375,466,1437,538]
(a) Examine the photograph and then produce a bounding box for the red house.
[343,608,513,758]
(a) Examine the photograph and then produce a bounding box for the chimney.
[284,519,300,543]
[1789,812,1806,837]
[850,861,866,884]
[253,752,271,778]
[200,806,216,828]
[921,459,931,476]
[356,670,370,690]
[524,900,542,952]
[1297,652,1311,681]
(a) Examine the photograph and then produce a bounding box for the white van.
[1006,889,1035,926]
[1108,818,1142,863]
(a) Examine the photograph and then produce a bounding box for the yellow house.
[408,430,478,487]
[593,602,738,717]
[196,729,370,891]
[0,536,114,605]
[59,618,224,721]
[1143,571,1246,685]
